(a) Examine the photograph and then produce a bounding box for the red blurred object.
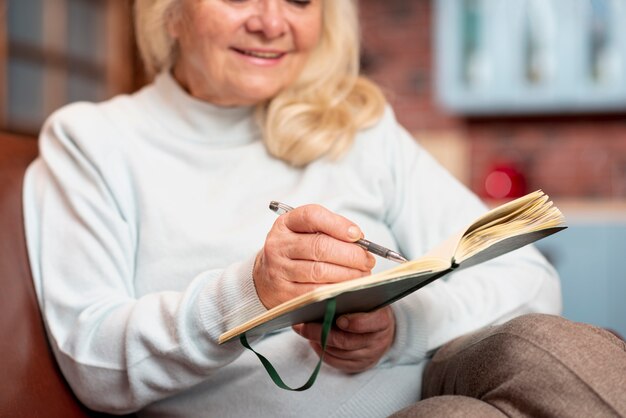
[483,161,527,199]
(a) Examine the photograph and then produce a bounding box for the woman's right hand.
[253,204,376,309]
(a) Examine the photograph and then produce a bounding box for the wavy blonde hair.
[134,0,385,166]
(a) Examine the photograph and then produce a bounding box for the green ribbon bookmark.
[239,297,337,391]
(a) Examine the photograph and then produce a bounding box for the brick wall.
[359,0,626,199]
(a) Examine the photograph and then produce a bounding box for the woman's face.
[169,0,323,106]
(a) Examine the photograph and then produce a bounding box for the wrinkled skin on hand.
[253,204,396,373]
[293,306,396,373]
[253,204,376,309]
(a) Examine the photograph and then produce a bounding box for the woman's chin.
[227,87,284,106]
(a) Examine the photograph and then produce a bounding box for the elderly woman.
[23,0,626,417]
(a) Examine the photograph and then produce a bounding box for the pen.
[269,201,408,264]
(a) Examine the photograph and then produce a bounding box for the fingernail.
[336,316,349,329]
[348,226,361,241]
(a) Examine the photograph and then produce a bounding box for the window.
[0,0,136,134]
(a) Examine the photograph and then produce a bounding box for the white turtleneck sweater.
[23,72,561,417]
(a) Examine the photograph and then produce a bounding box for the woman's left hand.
[292,306,396,373]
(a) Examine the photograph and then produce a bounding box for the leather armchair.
[0,134,117,417]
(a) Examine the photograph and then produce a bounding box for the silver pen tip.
[388,251,409,263]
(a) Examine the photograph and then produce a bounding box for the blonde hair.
[134,0,386,167]
[134,0,179,76]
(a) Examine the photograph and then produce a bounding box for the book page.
[455,227,566,270]
[464,190,544,235]
[455,191,566,263]
[419,230,465,262]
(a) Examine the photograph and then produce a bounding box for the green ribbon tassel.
[239,298,337,391]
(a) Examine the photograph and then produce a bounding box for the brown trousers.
[391,314,626,417]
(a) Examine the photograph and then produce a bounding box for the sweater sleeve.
[379,114,562,366]
[23,105,267,414]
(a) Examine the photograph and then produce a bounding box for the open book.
[219,190,566,344]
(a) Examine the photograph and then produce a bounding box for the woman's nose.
[245,0,288,39]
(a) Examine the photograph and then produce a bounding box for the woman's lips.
[232,47,286,60]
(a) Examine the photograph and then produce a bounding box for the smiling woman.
[23,0,621,416]
[135,0,386,166]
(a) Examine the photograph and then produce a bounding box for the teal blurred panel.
[607,225,626,336]
[67,0,106,64]
[535,222,626,337]
[67,70,104,103]
[7,0,43,46]
[7,59,45,130]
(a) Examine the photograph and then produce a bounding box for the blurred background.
[1,0,624,335]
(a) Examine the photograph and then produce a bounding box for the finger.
[336,307,394,334]
[294,323,372,351]
[258,233,371,283]
[264,216,375,273]
[309,342,376,373]
[322,345,377,361]
[283,259,371,284]
[282,204,363,243]
[281,233,375,271]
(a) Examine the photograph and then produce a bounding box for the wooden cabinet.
[436,0,626,115]
[0,0,138,135]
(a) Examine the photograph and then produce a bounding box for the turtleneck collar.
[139,70,261,146]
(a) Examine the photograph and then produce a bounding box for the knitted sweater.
[23,72,561,417]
